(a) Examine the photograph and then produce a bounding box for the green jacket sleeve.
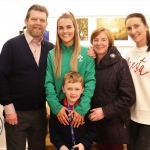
[75,55,96,116]
[45,51,63,115]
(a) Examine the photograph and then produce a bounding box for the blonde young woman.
[45,12,95,128]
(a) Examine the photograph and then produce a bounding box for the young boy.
[49,71,96,150]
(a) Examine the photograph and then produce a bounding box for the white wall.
[1,0,150,53]
[0,0,149,149]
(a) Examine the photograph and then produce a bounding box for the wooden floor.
[46,133,57,150]
[46,134,127,150]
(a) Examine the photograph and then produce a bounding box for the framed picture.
[76,18,88,41]
[97,18,128,40]
[43,30,49,41]
[96,17,135,46]
[76,17,96,46]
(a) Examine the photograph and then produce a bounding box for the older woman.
[89,28,136,150]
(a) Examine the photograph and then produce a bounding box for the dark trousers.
[129,120,150,150]
[4,108,47,150]
[97,143,123,150]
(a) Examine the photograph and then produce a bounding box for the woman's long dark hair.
[125,13,150,51]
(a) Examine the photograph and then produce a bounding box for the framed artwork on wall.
[75,17,95,46]
[96,17,135,46]
[97,18,128,40]
[76,18,88,41]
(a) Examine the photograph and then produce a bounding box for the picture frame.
[76,18,88,41]
[77,17,95,46]
[96,17,135,46]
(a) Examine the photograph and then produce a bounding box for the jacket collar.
[61,42,74,51]
[96,46,121,70]
[24,31,44,45]
[63,97,80,110]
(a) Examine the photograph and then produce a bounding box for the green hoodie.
[45,43,95,116]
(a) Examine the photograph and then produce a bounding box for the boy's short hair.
[63,71,84,87]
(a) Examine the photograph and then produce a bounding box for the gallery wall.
[1,0,150,55]
[0,0,149,149]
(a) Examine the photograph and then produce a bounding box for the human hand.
[69,110,84,128]
[89,107,105,121]
[73,143,84,150]
[60,145,69,150]
[87,46,96,58]
[46,102,50,119]
[57,106,69,125]
[5,113,18,125]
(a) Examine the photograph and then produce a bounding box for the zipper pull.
[124,124,126,128]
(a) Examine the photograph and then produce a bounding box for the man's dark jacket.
[0,34,54,110]
[92,46,136,144]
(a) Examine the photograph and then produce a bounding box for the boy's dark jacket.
[49,99,97,150]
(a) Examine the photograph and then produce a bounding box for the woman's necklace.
[136,51,145,58]
[135,45,147,58]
